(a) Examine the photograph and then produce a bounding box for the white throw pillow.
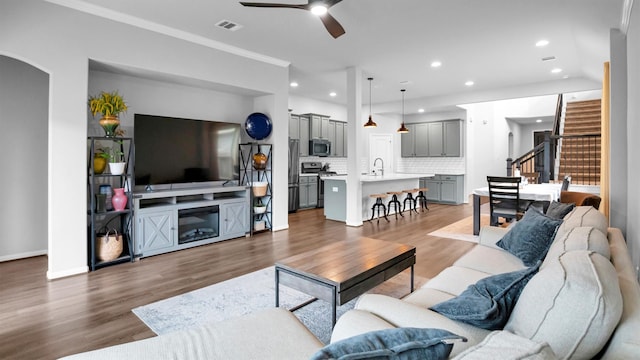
[542,226,610,269]
[505,251,622,359]
[556,206,607,237]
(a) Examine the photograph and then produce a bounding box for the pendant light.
[397,89,409,133]
[364,77,377,128]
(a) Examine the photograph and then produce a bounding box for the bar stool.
[402,189,419,215]
[415,187,429,212]
[386,191,404,219]
[369,194,390,223]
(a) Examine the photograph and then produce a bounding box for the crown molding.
[45,0,290,68]
[621,0,634,35]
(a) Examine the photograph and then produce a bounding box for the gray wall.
[0,55,48,261]
[610,29,628,234]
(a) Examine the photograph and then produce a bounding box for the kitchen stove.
[301,162,336,208]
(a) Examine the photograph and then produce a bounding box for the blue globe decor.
[245,112,272,140]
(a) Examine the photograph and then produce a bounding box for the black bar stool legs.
[402,189,419,215]
[369,194,389,223]
[386,191,404,219]
[415,187,429,212]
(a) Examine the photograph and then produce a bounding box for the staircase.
[558,99,601,185]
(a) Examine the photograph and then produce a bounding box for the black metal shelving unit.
[87,136,135,271]
[239,143,272,234]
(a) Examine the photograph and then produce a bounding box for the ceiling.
[63,0,624,113]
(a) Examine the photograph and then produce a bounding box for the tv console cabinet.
[132,186,250,258]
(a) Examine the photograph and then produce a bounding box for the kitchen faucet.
[373,157,384,176]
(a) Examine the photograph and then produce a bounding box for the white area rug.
[133,266,426,344]
[427,215,488,243]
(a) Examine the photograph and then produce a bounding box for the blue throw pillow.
[309,328,466,360]
[496,208,562,266]
[429,262,541,330]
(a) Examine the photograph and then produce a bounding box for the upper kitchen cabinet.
[401,123,428,157]
[306,113,331,139]
[289,113,309,156]
[329,120,347,157]
[289,114,300,140]
[401,119,462,157]
[428,120,462,157]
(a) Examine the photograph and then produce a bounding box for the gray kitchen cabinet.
[299,115,310,156]
[402,120,462,157]
[401,124,415,157]
[289,114,300,140]
[299,176,318,208]
[421,174,464,204]
[428,120,461,157]
[331,120,347,157]
[327,120,336,155]
[307,113,330,139]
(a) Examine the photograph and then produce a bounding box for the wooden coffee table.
[275,237,416,327]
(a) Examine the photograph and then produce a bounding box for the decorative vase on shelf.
[99,115,120,138]
[111,188,127,211]
[93,154,107,174]
[253,151,267,170]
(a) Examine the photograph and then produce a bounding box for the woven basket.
[96,229,123,262]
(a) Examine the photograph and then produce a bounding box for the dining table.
[472,183,562,235]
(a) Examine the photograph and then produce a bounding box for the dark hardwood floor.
[0,203,475,359]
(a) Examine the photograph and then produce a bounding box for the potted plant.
[88,90,128,137]
[254,199,267,214]
[102,142,126,175]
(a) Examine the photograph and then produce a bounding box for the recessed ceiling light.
[290,82,299,87]
[399,80,411,85]
[430,61,442,68]
[536,119,542,123]
[465,80,474,86]
[551,68,563,74]
[536,39,549,47]
[310,4,327,15]
[329,92,337,97]
[563,75,570,79]
[418,108,425,113]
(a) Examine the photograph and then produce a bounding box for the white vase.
[109,162,126,175]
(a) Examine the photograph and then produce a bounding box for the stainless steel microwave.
[309,138,331,157]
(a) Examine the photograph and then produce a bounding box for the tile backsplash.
[300,156,466,175]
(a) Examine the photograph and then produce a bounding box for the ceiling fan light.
[311,5,328,15]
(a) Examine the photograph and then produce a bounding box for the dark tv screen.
[134,114,240,186]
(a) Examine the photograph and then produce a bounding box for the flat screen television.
[134,114,241,188]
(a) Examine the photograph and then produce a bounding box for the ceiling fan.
[239,0,345,38]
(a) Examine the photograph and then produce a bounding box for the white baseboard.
[47,266,88,280]
[0,249,47,263]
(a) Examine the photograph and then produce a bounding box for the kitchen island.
[322,173,433,222]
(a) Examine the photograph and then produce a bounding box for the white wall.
[0,0,289,278]
[0,55,48,261]
[289,95,348,120]
[625,3,640,276]
[88,71,255,137]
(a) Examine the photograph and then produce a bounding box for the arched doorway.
[0,55,49,262]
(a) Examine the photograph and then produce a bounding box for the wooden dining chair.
[487,176,522,226]
[521,172,539,184]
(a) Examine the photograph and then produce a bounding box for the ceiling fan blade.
[239,2,306,9]
[318,12,345,38]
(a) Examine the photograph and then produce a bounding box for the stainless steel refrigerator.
[288,139,299,212]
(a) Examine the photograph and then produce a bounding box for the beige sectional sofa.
[61,206,640,359]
